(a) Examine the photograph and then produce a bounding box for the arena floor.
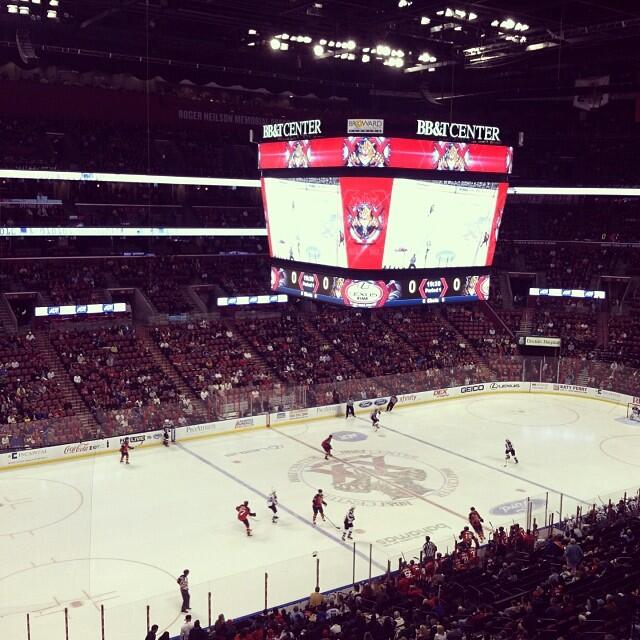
[1,393,639,640]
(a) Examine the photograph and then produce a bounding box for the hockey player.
[119,437,135,464]
[162,426,170,447]
[468,507,486,541]
[504,439,519,465]
[312,489,327,525]
[321,435,333,460]
[345,398,355,419]
[386,395,398,412]
[236,500,256,536]
[267,491,279,523]
[458,525,477,550]
[371,408,381,431]
[342,507,355,541]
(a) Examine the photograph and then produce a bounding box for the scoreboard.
[272,265,490,308]
[259,116,511,307]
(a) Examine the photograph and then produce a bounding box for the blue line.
[368,418,590,505]
[176,442,386,571]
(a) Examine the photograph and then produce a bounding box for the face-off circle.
[0,478,83,536]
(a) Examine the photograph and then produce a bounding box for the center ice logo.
[288,449,458,507]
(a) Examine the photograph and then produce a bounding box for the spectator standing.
[565,538,584,572]
[309,586,324,607]
[178,569,190,612]
[180,614,194,640]
[144,624,159,640]
[188,620,208,640]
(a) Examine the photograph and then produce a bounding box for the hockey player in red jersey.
[119,437,135,464]
[458,525,477,550]
[321,435,333,460]
[468,506,486,541]
[236,500,256,536]
[312,490,327,525]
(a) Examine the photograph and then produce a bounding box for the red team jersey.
[321,438,332,452]
[312,494,325,509]
[120,442,130,455]
[236,504,251,520]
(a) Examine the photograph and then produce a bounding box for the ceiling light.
[444,8,454,17]
[32,0,41,4]
[248,29,257,35]
[319,38,327,45]
[420,16,430,25]
[340,52,348,59]
[436,10,444,15]
[396,49,404,57]
[454,25,462,31]
[302,36,312,43]
[247,42,255,46]
[270,38,282,50]
[347,53,356,60]
[313,44,324,56]
[362,47,370,53]
[468,12,477,20]
[290,35,299,42]
[7,4,17,12]
[19,5,29,13]
[428,67,435,72]
[501,18,515,30]
[454,9,466,18]
[526,41,557,51]
[398,0,413,6]
[49,0,58,4]
[520,23,529,31]
[280,42,289,50]
[335,41,343,48]
[280,33,290,40]
[328,40,335,47]
[362,54,370,62]
[491,19,499,26]
[346,40,356,50]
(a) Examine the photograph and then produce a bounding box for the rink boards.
[1,381,637,470]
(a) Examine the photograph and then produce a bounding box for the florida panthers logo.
[288,450,458,507]
[348,202,384,244]
[286,141,311,168]
[435,142,468,171]
[344,137,390,167]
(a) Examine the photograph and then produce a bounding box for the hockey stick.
[323,513,342,531]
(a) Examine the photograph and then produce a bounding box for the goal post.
[627,403,640,422]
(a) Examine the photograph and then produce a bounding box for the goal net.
[627,403,640,422]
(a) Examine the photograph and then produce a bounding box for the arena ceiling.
[1,0,640,103]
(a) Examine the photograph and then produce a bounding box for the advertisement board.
[1,384,633,470]
[258,137,512,173]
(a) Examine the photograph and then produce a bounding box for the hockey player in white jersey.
[504,439,519,466]
[267,490,279,523]
[342,507,355,541]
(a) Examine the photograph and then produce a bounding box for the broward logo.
[288,450,458,507]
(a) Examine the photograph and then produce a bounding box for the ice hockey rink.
[1,393,639,640]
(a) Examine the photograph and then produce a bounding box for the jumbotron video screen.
[261,177,507,271]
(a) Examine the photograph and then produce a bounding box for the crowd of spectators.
[50,324,181,433]
[0,333,83,447]
[172,496,640,640]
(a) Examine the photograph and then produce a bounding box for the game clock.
[271,265,490,308]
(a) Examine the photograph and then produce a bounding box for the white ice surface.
[1,393,639,640]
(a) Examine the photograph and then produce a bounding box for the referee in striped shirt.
[422,536,437,562]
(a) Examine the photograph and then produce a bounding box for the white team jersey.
[267,493,278,508]
[344,510,355,525]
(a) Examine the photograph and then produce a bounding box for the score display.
[262,177,507,271]
[271,265,490,308]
